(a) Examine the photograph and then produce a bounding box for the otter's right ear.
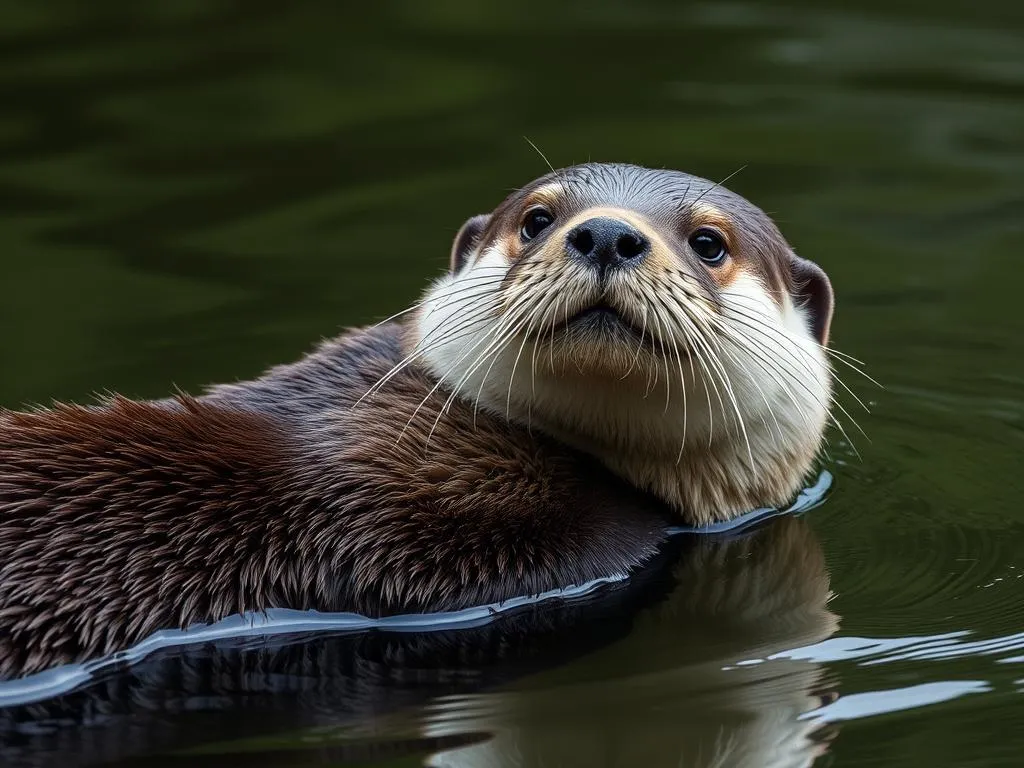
[789,253,834,346]
[450,214,490,273]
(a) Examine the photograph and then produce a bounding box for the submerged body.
[0,163,836,677]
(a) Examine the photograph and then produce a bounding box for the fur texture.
[416,164,834,524]
[0,162,836,678]
[0,323,667,678]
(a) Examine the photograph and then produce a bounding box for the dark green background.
[1,0,1023,765]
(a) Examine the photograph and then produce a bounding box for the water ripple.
[760,628,1024,667]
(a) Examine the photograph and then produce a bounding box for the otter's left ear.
[789,253,834,346]
[450,214,491,273]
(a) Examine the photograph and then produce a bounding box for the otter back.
[0,323,667,678]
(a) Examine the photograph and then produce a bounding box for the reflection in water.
[423,517,839,768]
[1,517,836,767]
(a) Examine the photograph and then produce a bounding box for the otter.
[0,163,835,678]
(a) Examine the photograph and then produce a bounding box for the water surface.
[1,1,1023,766]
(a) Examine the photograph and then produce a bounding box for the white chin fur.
[415,252,831,523]
[414,246,515,411]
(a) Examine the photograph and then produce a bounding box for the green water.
[1,0,1023,765]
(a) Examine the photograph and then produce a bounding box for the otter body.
[0,163,838,677]
[0,323,666,677]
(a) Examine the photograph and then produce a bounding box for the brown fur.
[0,162,835,679]
[0,323,668,678]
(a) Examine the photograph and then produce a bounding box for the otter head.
[414,163,834,525]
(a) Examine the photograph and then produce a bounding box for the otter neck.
[520,405,819,526]
[404,320,829,527]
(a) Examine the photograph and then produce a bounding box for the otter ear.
[789,253,834,346]
[450,214,491,273]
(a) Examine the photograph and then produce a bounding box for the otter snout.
[566,217,650,277]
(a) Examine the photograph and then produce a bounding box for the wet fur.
[0,323,667,678]
[0,162,835,678]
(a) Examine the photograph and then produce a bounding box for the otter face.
[414,163,835,524]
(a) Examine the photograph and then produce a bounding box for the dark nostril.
[567,217,649,274]
[616,232,648,260]
[569,227,594,256]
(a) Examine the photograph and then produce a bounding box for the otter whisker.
[643,318,661,398]
[619,303,650,382]
[562,290,573,365]
[523,293,563,432]
[817,347,878,382]
[470,299,540,424]
[711,321,817,437]
[397,293,536,443]
[732,327,829,403]
[435,291,544,439]
[369,270,508,328]
[524,136,557,178]
[415,292,507,346]
[422,273,509,311]
[359,284,510,401]
[673,308,715,446]
[814,345,867,367]
[663,320,690,464]
[678,305,756,469]
[362,307,501,405]
[651,279,754,466]
[714,298,839,382]
[683,165,748,216]
[547,294,560,374]
[408,299,503,360]
[432,323,516,444]
[821,351,883,390]
[505,286,557,420]
[382,273,518,351]
[531,292,561,392]
[643,277,724,447]
[718,290,881,388]
[666,288,712,455]
[710,312,828,412]
[450,282,547,418]
[712,317,864,455]
[671,287,781,445]
[702,319,797,448]
[356,297,503,406]
[721,304,873,424]
[645,295,675,414]
[707,329,786,447]
[370,302,427,328]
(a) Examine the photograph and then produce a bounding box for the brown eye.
[521,208,554,241]
[688,228,728,265]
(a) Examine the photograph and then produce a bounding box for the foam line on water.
[0,471,831,708]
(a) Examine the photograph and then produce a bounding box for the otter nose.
[566,217,650,276]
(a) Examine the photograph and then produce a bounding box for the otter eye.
[521,208,554,241]
[688,228,728,265]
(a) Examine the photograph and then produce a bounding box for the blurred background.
[1,1,1023,766]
